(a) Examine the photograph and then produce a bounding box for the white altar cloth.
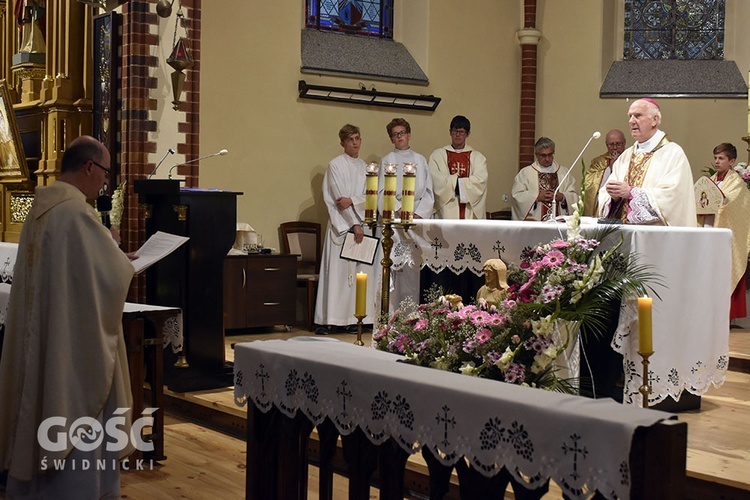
[389,219,732,406]
[234,338,673,499]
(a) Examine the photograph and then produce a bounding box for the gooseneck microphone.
[148,148,176,178]
[168,149,229,179]
[551,131,601,221]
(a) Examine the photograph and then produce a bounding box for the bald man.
[598,99,696,226]
[583,129,626,217]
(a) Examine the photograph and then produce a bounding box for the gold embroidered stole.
[538,171,560,219]
[611,136,670,222]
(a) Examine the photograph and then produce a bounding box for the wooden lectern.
[134,179,241,391]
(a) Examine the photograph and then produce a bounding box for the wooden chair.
[280,221,322,331]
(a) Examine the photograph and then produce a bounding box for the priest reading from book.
[697,143,750,321]
[511,136,578,221]
[598,98,697,226]
[428,115,488,219]
[0,136,135,498]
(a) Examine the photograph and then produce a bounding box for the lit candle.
[637,296,653,353]
[400,163,417,222]
[355,272,367,317]
[382,163,398,223]
[365,163,379,223]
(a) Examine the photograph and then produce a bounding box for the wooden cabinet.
[224,254,297,330]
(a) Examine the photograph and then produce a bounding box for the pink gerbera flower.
[414,318,428,331]
[476,328,492,344]
[541,250,565,267]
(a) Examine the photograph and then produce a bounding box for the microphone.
[97,194,112,228]
[168,149,229,179]
[148,148,176,178]
[551,131,601,221]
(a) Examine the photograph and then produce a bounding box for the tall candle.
[382,164,398,222]
[355,272,367,317]
[365,163,379,222]
[400,163,416,222]
[637,296,653,353]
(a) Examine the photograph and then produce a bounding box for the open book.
[132,231,189,274]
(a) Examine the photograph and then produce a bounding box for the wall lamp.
[298,80,441,112]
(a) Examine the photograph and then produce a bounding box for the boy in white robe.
[314,124,378,333]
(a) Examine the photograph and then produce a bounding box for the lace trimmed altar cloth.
[234,337,673,499]
[389,219,731,407]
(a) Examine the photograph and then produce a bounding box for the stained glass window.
[624,0,724,60]
[306,0,393,38]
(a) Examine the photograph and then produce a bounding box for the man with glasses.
[380,118,434,220]
[582,129,626,216]
[0,136,136,498]
[428,115,488,219]
[511,136,578,221]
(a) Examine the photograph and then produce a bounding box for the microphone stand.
[168,149,228,179]
[148,148,176,178]
[551,132,601,222]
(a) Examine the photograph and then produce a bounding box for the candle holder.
[638,350,653,408]
[382,163,398,223]
[400,162,417,223]
[365,162,380,224]
[353,314,366,346]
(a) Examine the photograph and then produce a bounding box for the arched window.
[306,0,394,38]
[624,0,725,60]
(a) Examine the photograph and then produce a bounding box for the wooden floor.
[115,327,750,499]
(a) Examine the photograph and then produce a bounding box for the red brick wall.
[119,0,201,301]
[518,0,538,170]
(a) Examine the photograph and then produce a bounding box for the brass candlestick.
[353,314,366,346]
[638,350,653,408]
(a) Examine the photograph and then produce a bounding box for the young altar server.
[314,124,378,334]
[697,143,750,321]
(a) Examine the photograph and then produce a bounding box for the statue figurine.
[476,258,509,305]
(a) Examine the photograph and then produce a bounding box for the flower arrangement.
[110,181,126,229]
[732,162,750,190]
[374,201,660,392]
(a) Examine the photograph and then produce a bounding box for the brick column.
[118,0,201,301]
[516,0,541,170]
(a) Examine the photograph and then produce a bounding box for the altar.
[234,338,687,499]
[389,219,732,407]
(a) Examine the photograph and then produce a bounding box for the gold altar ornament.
[400,162,417,223]
[365,162,379,223]
[382,163,398,223]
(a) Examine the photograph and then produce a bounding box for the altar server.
[428,115,488,219]
[697,143,750,320]
[314,124,377,334]
[0,136,135,498]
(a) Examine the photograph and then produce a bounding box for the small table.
[122,303,183,461]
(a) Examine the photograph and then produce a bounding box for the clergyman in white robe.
[0,139,135,499]
[428,144,488,219]
[314,153,379,327]
[511,161,578,221]
[597,130,696,226]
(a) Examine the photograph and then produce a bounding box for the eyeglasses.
[536,153,554,159]
[606,142,626,148]
[391,130,409,138]
[450,129,468,136]
[91,160,111,177]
